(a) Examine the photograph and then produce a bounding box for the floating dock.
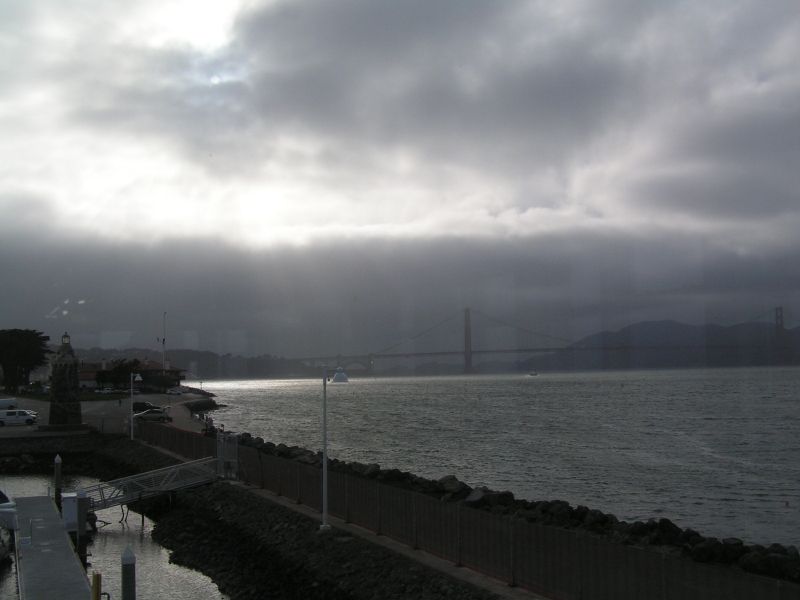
[14,496,90,599]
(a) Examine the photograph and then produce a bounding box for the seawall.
[0,434,506,600]
[229,430,800,585]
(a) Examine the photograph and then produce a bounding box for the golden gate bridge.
[293,306,793,374]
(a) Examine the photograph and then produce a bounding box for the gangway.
[76,457,218,511]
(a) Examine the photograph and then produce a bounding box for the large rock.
[437,475,469,495]
[720,538,747,563]
[463,487,488,506]
[650,518,682,546]
[691,538,722,563]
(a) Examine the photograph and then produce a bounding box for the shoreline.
[0,434,510,600]
[227,429,800,584]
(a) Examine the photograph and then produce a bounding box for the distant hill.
[520,320,799,372]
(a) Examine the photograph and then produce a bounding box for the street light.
[130,372,142,440]
[321,366,348,532]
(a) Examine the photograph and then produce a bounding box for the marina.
[0,473,228,600]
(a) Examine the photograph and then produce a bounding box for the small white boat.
[331,367,349,383]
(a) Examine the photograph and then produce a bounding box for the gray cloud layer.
[1,0,799,354]
[3,218,799,356]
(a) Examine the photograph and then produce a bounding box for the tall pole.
[320,366,330,531]
[128,371,142,440]
[162,311,167,375]
[464,307,473,374]
[54,454,62,510]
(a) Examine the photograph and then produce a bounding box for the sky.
[1,0,799,358]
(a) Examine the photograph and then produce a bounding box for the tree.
[0,329,51,393]
[97,359,141,388]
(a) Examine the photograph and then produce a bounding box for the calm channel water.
[193,367,800,547]
[0,475,227,600]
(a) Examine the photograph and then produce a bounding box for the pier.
[9,457,219,599]
[14,496,91,599]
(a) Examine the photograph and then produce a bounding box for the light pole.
[321,366,348,532]
[130,373,142,440]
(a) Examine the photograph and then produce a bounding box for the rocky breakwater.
[147,483,503,600]
[233,431,800,585]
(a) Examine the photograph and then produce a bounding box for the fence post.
[508,516,516,587]
[296,462,301,504]
[345,474,350,523]
[456,503,462,567]
[412,493,418,550]
[376,480,382,535]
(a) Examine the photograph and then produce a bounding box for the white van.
[0,410,37,426]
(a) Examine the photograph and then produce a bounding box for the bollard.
[91,572,102,600]
[122,545,136,600]
[54,454,63,511]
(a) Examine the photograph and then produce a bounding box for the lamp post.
[321,366,348,532]
[321,367,330,531]
[130,373,142,440]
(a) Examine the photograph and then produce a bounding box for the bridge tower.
[464,307,473,374]
[775,306,791,364]
[775,306,784,333]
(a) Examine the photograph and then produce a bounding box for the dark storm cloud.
[66,0,645,184]
[4,220,800,356]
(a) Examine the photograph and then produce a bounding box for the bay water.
[0,475,227,600]
[194,366,800,547]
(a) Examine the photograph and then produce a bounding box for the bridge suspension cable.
[739,308,775,324]
[370,314,459,356]
[470,308,574,345]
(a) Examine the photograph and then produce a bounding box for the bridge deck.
[14,496,90,600]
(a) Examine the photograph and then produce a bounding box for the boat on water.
[528,371,538,377]
[331,367,349,383]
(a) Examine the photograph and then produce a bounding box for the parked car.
[0,410,38,426]
[133,409,172,422]
[166,388,182,395]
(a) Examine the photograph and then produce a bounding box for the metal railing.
[76,457,217,511]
